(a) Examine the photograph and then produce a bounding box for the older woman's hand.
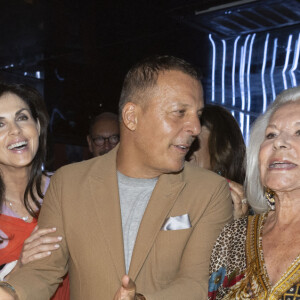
[18,226,62,266]
[228,181,248,219]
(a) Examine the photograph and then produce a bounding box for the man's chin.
[99,149,110,156]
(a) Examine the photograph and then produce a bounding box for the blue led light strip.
[289,33,300,87]
[232,36,240,106]
[222,39,226,104]
[270,38,278,101]
[247,34,256,112]
[282,34,293,90]
[261,33,270,113]
[209,34,216,102]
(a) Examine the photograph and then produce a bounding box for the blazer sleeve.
[7,169,69,300]
[143,179,233,300]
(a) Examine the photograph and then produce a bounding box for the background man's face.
[87,118,120,157]
[131,70,204,177]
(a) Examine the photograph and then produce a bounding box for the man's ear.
[87,135,93,153]
[122,102,139,131]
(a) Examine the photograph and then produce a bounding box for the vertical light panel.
[247,33,256,112]
[241,34,250,111]
[261,33,270,113]
[239,46,245,111]
[245,114,250,146]
[270,38,278,101]
[209,34,216,102]
[232,36,240,106]
[290,33,300,87]
[239,112,244,135]
[222,39,226,104]
[282,34,293,90]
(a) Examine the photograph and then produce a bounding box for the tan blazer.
[8,146,232,300]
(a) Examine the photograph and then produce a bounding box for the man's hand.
[113,275,136,300]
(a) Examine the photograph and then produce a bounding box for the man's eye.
[174,110,185,116]
[296,130,300,136]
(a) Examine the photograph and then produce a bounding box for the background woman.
[0,83,69,299]
[208,86,300,299]
[186,105,248,219]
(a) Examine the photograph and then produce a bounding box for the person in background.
[0,55,232,300]
[0,83,69,299]
[186,105,248,219]
[208,86,300,299]
[87,112,119,157]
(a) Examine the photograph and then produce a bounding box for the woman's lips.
[269,161,297,169]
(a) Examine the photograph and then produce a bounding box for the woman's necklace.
[7,200,30,222]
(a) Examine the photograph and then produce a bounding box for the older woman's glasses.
[92,135,120,146]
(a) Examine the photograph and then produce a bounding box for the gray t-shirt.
[117,171,158,273]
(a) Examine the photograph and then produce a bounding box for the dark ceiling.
[0,0,299,145]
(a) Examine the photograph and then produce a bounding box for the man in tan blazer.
[1,56,232,299]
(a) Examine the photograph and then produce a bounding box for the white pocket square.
[161,213,191,231]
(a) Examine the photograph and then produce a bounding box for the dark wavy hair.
[187,105,246,184]
[0,83,49,218]
[119,55,202,120]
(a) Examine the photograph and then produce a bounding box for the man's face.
[132,70,204,177]
[87,118,120,157]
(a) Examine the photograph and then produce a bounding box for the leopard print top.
[208,217,247,300]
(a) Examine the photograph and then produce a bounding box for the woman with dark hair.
[0,83,69,299]
[186,104,248,219]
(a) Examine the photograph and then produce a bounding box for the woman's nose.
[8,122,21,135]
[273,133,291,150]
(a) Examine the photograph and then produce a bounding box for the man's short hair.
[118,55,202,118]
[88,112,119,135]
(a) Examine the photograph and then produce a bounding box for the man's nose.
[185,114,201,136]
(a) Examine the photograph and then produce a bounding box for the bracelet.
[135,293,146,300]
[0,281,16,295]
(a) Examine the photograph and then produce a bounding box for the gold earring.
[265,188,275,210]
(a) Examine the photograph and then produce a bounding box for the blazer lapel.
[128,172,186,280]
[89,148,126,281]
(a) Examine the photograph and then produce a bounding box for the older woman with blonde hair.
[208,86,300,299]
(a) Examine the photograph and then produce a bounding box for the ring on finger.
[241,198,248,205]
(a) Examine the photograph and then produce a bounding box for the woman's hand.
[228,181,249,219]
[19,226,62,266]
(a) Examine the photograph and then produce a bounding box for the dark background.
[0,0,299,168]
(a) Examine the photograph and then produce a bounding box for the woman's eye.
[266,132,276,139]
[296,130,300,136]
[17,114,29,121]
[0,122,4,128]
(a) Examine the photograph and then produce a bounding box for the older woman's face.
[259,101,300,193]
[187,125,211,169]
[0,93,40,170]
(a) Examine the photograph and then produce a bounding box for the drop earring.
[265,187,275,211]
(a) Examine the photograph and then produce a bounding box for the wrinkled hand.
[228,181,248,219]
[113,275,136,300]
[19,226,62,267]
